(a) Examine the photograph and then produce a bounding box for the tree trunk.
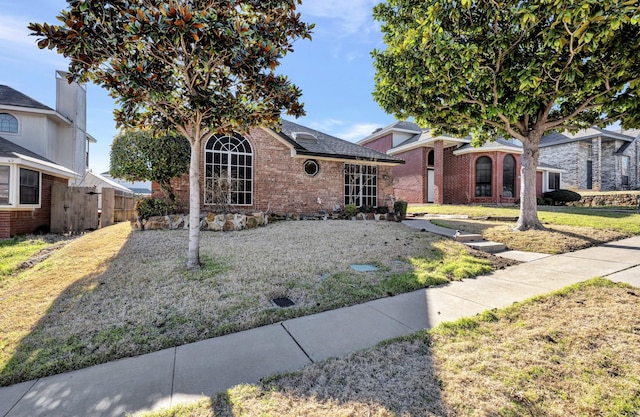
[186,139,201,269]
[514,136,544,231]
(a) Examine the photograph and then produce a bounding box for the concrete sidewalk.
[1,233,639,417]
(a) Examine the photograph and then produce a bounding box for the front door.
[427,169,435,203]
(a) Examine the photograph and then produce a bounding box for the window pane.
[475,157,492,197]
[0,113,18,133]
[19,168,39,205]
[0,166,9,204]
[502,155,516,197]
[204,134,253,206]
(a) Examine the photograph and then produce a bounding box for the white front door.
[427,169,435,203]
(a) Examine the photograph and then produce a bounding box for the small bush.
[136,198,178,220]
[543,189,582,205]
[376,206,389,214]
[394,201,408,220]
[344,204,357,218]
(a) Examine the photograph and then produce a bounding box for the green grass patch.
[410,204,640,234]
[0,237,53,279]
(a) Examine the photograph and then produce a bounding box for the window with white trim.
[0,166,9,205]
[547,172,560,191]
[19,168,40,205]
[204,133,253,206]
[0,113,18,133]
[621,156,630,186]
[344,164,377,207]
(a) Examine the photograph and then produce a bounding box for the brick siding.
[0,174,66,238]
[159,128,396,216]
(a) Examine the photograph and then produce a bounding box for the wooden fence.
[51,185,136,233]
[100,188,136,227]
[50,184,99,233]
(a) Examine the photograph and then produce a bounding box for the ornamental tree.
[110,130,190,203]
[372,0,640,230]
[30,0,313,268]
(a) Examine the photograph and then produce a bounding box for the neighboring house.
[79,170,135,212]
[358,121,563,205]
[162,119,404,216]
[99,173,152,196]
[539,128,639,191]
[0,72,95,238]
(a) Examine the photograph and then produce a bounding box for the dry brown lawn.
[432,219,628,253]
[1,219,495,386]
[138,279,640,417]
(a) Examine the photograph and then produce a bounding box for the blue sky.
[0,0,397,173]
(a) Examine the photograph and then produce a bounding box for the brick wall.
[392,147,426,203]
[159,128,396,216]
[0,174,66,238]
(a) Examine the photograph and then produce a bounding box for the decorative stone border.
[132,211,397,232]
[568,193,640,207]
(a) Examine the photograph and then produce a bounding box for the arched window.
[427,150,435,167]
[502,155,516,197]
[0,113,18,133]
[475,156,492,197]
[204,133,253,205]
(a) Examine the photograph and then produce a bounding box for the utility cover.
[272,297,295,308]
[350,264,379,272]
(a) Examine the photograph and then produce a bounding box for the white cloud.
[335,123,382,141]
[0,15,37,46]
[299,0,378,35]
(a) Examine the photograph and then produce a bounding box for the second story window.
[0,113,18,133]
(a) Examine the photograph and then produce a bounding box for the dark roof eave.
[294,149,405,165]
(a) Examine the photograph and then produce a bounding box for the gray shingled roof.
[0,136,53,162]
[276,120,404,164]
[0,85,53,111]
[540,128,634,148]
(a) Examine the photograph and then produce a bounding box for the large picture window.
[0,113,18,133]
[475,156,492,197]
[204,133,253,206]
[19,168,40,205]
[0,166,9,205]
[344,164,377,207]
[502,155,516,197]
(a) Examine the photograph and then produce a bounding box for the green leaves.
[372,0,640,138]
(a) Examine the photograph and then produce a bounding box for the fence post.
[101,187,115,228]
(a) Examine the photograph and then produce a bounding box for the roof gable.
[0,85,53,111]
[540,128,635,147]
[274,120,404,164]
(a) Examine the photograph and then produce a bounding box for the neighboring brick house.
[158,120,404,216]
[539,128,639,191]
[358,121,562,205]
[0,72,96,238]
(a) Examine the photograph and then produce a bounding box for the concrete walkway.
[1,230,639,417]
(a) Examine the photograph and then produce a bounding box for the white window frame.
[0,165,10,205]
[344,163,378,207]
[0,113,19,135]
[0,165,42,209]
[544,171,561,192]
[204,133,253,206]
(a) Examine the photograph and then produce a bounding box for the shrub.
[344,204,357,218]
[543,189,582,205]
[376,206,389,214]
[136,198,178,220]
[394,200,408,220]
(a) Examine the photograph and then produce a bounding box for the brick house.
[0,72,95,238]
[358,121,562,205]
[159,120,404,216]
[539,128,639,191]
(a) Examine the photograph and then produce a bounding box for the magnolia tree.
[373,0,640,230]
[30,0,313,268]
[110,130,190,204]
